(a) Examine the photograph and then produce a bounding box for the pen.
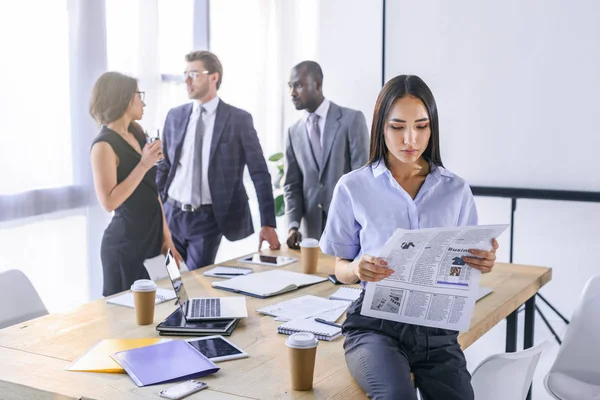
[214,273,245,276]
[314,318,342,328]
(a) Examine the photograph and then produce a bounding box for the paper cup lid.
[131,279,157,292]
[300,238,320,248]
[286,332,318,349]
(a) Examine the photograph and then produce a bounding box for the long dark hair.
[368,75,443,167]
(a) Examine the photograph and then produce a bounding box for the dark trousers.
[164,202,223,270]
[343,295,474,400]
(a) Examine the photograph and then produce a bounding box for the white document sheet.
[257,295,349,322]
[361,224,508,331]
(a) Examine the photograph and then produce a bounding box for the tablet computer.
[185,336,248,362]
[238,254,297,267]
[156,308,237,334]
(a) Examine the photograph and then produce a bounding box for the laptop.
[164,250,248,321]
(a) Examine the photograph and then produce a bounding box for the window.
[105,0,194,134]
[159,0,194,75]
[0,1,72,195]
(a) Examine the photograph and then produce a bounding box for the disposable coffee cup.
[286,332,319,390]
[300,238,320,274]
[131,279,157,325]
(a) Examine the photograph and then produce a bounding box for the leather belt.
[166,197,213,213]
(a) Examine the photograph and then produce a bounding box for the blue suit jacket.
[157,100,276,241]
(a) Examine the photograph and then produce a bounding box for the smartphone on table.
[159,380,208,399]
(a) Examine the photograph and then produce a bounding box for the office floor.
[464,307,566,400]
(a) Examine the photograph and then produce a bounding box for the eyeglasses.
[136,91,145,102]
[183,70,210,80]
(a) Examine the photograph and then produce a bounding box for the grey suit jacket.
[283,102,369,240]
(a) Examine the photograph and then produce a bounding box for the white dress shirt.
[303,98,330,147]
[168,96,220,205]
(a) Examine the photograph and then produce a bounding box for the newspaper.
[360,224,509,331]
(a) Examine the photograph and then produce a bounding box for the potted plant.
[268,152,285,217]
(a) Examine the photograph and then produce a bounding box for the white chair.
[545,275,600,399]
[0,269,48,329]
[471,340,552,400]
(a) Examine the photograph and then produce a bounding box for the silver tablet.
[185,335,248,362]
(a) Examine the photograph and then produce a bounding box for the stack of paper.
[257,295,349,321]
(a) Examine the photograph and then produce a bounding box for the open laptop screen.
[165,250,189,313]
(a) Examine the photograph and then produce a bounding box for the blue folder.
[111,340,220,387]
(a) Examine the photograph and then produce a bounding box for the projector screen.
[384,0,600,192]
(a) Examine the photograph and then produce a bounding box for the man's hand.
[286,228,302,250]
[259,226,281,251]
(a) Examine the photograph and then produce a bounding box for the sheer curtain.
[105,0,193,136]
[0,0,101,312]
[0,2,73,195]
[208,0,288,257]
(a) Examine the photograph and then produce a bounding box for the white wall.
[385,0,600,191]
[282,0,382,134]
[385,0,600,319]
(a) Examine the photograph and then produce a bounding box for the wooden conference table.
[0,248,551,399]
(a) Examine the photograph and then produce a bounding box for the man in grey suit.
[284,61,369,249]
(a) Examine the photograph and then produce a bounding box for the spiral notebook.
[328,287,362,302]
[278,318,342,341]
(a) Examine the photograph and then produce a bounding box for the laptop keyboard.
[190,298,221,318]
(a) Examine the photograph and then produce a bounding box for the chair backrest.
[0,269,48,329]
[471,340,552,400]
[546,274,600,383]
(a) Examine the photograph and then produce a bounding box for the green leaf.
[268,152,284,162]
[275,194,285,217]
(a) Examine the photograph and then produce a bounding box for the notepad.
[66,338,166,373]
[328,287,362,302]
[203,265,253,278]
[212,270,327,298]
[111,340,220,387]
[106,288,176,308]
[278,318,342,341]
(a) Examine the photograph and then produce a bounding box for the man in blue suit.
[157,50,280,270]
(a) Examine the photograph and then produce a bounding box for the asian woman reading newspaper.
[319,75,499,400]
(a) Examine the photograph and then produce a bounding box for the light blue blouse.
[319,161,478,263]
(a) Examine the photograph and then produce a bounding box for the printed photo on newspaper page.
[360,224,509,331]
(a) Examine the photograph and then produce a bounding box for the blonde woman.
[90,72,182,296]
